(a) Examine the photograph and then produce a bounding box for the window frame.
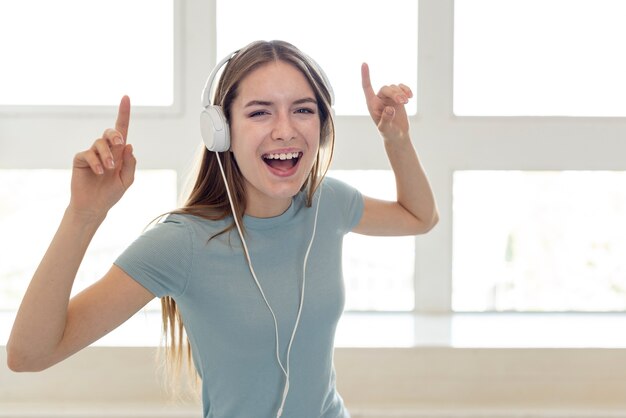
[0,0,184,116]
[2,0,626,342]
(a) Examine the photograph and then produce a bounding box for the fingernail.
[96,165,104,175]
[107,158,115,169]
[113,136,124,145]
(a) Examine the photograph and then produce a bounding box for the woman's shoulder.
[321,175,361,198]
[319,175,364,231]
[159,211,227,226]
[147,211,229,238]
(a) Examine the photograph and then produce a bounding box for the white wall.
[2,347,626,417]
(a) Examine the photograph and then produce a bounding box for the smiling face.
[229,60,321,218]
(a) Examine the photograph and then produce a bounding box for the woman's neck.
[244,196,292,218]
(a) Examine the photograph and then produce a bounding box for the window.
[454,0,626,116]
[0,170,178,311]
[216,0,418,115]
[0,0,175,107]
[4,0,625,352]
[453,171,626,312]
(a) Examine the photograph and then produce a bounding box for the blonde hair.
[161,40,335,380]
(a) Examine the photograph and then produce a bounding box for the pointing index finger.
[115,95,131,142]
[361,63,376,100]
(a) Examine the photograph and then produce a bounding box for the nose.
[270,111,296,142]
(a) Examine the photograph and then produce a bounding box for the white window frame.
[2,0,626,342]
[0,0,184,116]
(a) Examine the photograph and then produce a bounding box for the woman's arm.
[6,97,154,371]
[352,63,439,236]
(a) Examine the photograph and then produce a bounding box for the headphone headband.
[201,50,334,110]
[201,51,238,109]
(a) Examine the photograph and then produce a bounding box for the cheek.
[229,125,260,161]
[228,116,253,147]
[308,130,321,155]
[230,146,255,174]
[228,138,254,175]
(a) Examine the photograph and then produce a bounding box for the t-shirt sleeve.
[322,176,364,234]
[114,215,192,298]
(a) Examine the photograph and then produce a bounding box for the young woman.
[7,40,438,418]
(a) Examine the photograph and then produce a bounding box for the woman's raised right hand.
[69,96,136,220]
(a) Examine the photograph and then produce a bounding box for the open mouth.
[262,151,302,173]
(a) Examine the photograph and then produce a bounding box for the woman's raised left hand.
[361,63,413,141]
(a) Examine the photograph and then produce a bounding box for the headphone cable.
[215,153,322,417]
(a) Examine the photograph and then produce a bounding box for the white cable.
[215,155,285,374]
[277,182,322,417]
[215,153,322,417]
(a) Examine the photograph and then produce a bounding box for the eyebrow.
[244,97,318,108]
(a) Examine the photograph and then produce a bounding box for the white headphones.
[199,52,237,152]
[200,49,335,153]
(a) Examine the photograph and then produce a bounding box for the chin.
[267,179,308,199]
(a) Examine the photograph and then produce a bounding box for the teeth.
[264,152,301,160]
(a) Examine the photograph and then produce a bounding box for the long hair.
[161,40,336,380]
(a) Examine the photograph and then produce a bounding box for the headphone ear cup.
[200,106,231,152]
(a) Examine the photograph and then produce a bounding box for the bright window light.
[0,0,174,106]
[217,0,418,116]
[454,0,626,116]
[329,170,415,311]
[0,170,177,310]
[453,171,626,312]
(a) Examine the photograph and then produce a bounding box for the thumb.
[377,106,396,132]
[120,144,136,189]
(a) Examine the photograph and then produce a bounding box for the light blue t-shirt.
[115,177,363,418]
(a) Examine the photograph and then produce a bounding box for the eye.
[295,107,316,115]
[249,110,269,118]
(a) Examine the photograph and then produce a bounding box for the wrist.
[382,132,412,147]
[380,126,411,142]
[64,205,108,227]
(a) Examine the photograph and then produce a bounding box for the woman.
[7,40,438,417]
